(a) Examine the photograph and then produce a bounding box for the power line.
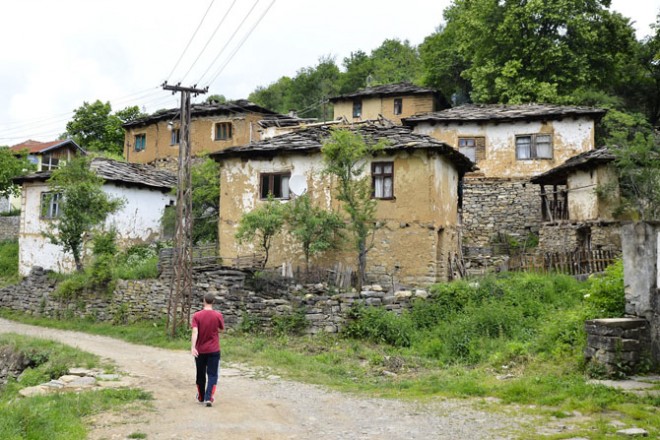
[178,0,239,84]
[196,0,260,85]
[205,0,276,87]
[165,0,216,82]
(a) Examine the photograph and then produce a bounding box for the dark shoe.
[205,400,213,407]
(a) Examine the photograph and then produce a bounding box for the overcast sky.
[1,0,658,144]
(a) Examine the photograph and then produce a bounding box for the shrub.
[343,306,414,347]
[271,308,308,336]
[583,259,625,317]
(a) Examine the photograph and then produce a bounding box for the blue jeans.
[195,351,220,402]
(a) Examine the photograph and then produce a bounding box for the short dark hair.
[203,293,216,304]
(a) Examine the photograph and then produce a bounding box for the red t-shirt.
[191,309,225,354]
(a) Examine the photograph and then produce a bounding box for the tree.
[191,157,220,244]
[284,194,344,270]
[44,156,124,271]
[66,100,145,155]
[0,148,32,198]
[322,129,387,288]
[338,50,373,94]
[235,197,285,268]
[205,94,227,104]
[369,39,422,86]
[422,0,638,104]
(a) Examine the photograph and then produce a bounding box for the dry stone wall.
[0,216,19,241]
[0,267,427,334]
[538,221,621,254]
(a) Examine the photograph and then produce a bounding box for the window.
[41,154,60,171]
[215,122,232,140]
[372,162,394,199]
[170,128,180,145]
[134,134,146,152]
[458,137,486,163]
[260,173,290,199]
[393,98,402,115]
[352,100,362,118]
[40,192,61,219]
[516,134,553,160]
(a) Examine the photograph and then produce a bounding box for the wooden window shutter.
[475,137,486,162]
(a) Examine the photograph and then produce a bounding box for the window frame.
[41,153,60,171]
[458,136,486,163]
[215,122,233,141]
[134,134,146,152]
[170,128,180,145]
[259,172,291,200]
[352,100,362,118]
[40,192,61,219]
[515,133,553,160]
[371,161,394,200]
[393,98,403,115]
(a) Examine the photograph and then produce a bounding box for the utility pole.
[162,81,208,337]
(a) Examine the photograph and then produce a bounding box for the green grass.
[0,240,19,287]
[0,334,152,440]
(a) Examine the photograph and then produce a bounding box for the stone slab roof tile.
[530,147,616,185]
[329,82,437,101]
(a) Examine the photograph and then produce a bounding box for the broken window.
[40,192,61,219]
[170,128,180,145]
[41,154,60,171]
[260,172,290,199]
[516,134,553,160]
[393,98,403,115]
[458,137,486,163]
[372,162,394,199]
[215,122,233,140]
[352,100,362,118]
[134,134,146,152]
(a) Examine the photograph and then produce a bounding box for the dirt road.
[0,318,529,439]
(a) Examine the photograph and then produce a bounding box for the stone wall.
[0,216,19,241]
[584,318,651,375]
[461,177,541,271]
[0,267,427,334]
[537,221,621,254]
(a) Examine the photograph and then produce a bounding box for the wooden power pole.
[162,82,208,337]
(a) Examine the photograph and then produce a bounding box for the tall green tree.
[421,0,638,104]
[235,197,285,268]
[0,148,32,198]
[44,156,124,271]
[284,194,344,270]
[322,129,388,288]
[338,50,373,94]
[369,39,422,86]
[66,101,145,155]
[191,157,220,244]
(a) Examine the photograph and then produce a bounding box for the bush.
[583,259,625,317]
[343,306,414,347]
[271,309,308,336]
[0,240,19,280]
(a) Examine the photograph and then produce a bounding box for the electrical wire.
[205,0,276,87]
[178,0,238,84]
[165,0,216,82]
[196,0,260,86]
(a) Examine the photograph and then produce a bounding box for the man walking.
[191,293,225,407]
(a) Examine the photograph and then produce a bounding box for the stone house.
[402,104,607,270]
[122,100,284,166]
[12,158,176,276]
[210,122,475,286]
[530,147,621,253]
[3,139,86,213]
[329,83,443,125]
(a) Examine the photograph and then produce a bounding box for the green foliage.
[53,271,88,301]
[583,259,625,317]
[0,240,19,285]
[235,197,285,268]
[113,244,160,280]
[271,309,308,337]
[0,148,33,198]
[284,194,344,269]
[322,129,388,286]
[90,229,118,291]
[44,156,124,271]
[65,100,145,155]
[343,306,414,347]
[367,39,422,86]
[205,94,226,104]
[191,157,220,244]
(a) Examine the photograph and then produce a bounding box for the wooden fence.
[508,249,619,276]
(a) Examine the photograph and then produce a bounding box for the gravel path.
[0,318,532,439]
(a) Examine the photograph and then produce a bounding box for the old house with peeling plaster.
[122,100,298,168]
[211,123,475,286]
[402,104,607,271]
[12,158,176,276]
[330,83,443,126]
[530,147,621,254]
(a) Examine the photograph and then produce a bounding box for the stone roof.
[14,157,176,191]
[210,122,476,173]
[257,113,318,128]
[9,139,85,155]
[531,147,616,185]
[123,99,278,129]
[402,104,607,125]
[329,82,438,102]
